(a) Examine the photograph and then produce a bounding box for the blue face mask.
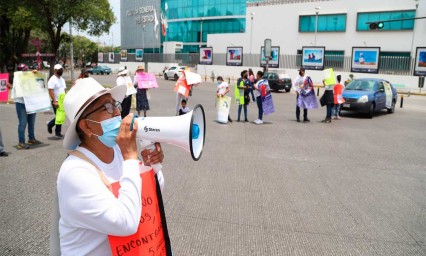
[217,81,221,85]
[88,116,122,147]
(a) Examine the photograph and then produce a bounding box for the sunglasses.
[82,101,122,119]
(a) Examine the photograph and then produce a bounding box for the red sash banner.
[108,167,172,256]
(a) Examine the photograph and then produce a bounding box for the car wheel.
[285,89,290,93]
[368,103,375,119]
[100,72,104,75]
[174,74,178,80]
[164,74,168,80]
[387,100,395,113]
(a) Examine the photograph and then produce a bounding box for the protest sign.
[0,73,9,102]
[216,96,231,123]
[137,73,159,89]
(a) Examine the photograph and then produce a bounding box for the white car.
[164,66,186,80]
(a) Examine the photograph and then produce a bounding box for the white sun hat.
[63,77,126,150]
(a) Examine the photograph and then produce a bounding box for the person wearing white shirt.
[47,64,66,138]
[216,76,232,122]
[292,67,309,122]
[53,78,166,255]
[115,67,132,118]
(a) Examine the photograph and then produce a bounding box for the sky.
[78,0,121,47]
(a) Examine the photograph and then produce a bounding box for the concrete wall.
[207,0,425,57]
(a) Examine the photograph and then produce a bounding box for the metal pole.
[315,13,318,46]
[200,18,203,47]
[410,0,419,75]
[69,18,74,81]
[314,7,320,46]
[250,13,255,54]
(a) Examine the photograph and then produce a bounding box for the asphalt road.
[1,75,425,255]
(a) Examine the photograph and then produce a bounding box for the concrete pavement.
[1,77,425,255]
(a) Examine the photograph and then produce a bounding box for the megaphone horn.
[136,104,206,161]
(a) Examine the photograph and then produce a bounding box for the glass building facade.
[164,0,246,52]
[357,10,415,31]
[299,14,347,32]
[120,0,246,53]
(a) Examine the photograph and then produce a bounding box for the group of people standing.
[216,68,271,124]
[293,67,345,123]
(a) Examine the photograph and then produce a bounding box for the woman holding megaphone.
[51,78,172,256]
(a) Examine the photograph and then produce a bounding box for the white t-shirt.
[292,75,306,93]
[217,81,228,96]
[57,145,164,256]
[48,75,66,101]
[116,76,126,87]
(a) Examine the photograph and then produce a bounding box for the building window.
[299,14,346,32]
[357,10,415,31]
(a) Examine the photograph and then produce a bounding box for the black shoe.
[0,151,8,157]
[244,119,249,122]
[55,134,64,139]
[47,123,52,134]
[297,119,301,122]
[303,119,310,122]
[228,117,233,123]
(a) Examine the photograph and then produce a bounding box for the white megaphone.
[135,104,206,172]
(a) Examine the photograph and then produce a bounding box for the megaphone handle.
[151,163,162,174]
[142,142,162,174]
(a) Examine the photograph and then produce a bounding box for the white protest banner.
[216,96,231,123]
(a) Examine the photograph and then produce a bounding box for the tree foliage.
[1,0,115,75]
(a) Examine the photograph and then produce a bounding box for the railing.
[141,53,414,76]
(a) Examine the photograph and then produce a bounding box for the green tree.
[26,0,115,75]
[0,2,37,74]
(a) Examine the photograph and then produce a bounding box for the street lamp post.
[314,7,321,46]
[200,18,204,47]
[143,25,146,50]
[410,0,419,74]
[250,12,255,54]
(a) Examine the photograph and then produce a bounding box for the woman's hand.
[117,113,138,161]
[141,143,164,166]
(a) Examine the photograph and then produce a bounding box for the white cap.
[54,64,63,70]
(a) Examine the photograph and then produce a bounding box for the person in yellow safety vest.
[234,70,251,122]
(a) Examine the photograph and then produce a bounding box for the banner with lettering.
[137,73,159,89]
[108,167,172,256]
[0,73,9,102]
[125,76,137,96]
[262,92,275,115]
[216,96,231,123]
[13,71,48,98]
[13,71,51,113]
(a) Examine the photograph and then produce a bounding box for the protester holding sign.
[12,64,43,149]
[235,70,250,122]
[54,78,170,256]
[320,79,334,123]
[216,76,232,123]
[133,65,150,117]
[253,71,272,124]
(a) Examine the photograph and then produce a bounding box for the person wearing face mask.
[292,67,309,122]
[216,76,232,122]
[47,64,66,138]
[51,78,170,256]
